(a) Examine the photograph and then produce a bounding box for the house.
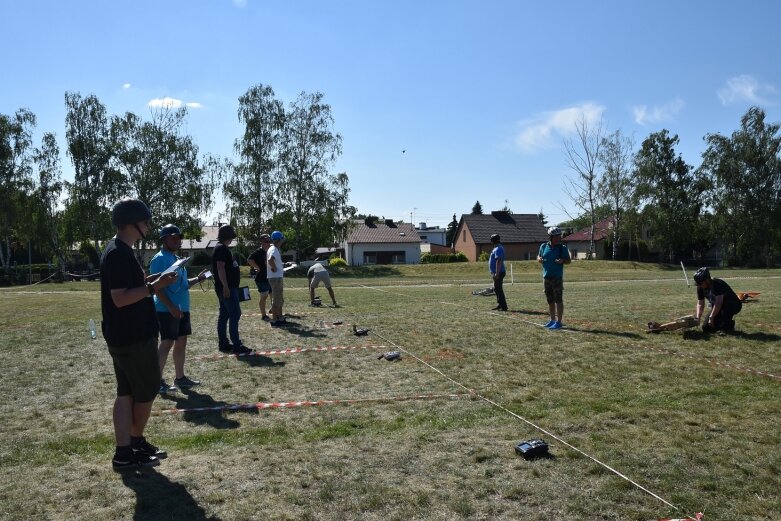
[565,217,614,259]
[452,211,549,261]
[343,218,422,265]
[415,222,449,254]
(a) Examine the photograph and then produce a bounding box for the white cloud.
[718,74,776,105]
[632,98,685,126]
[515,103,605,152]
[147,97,204,110]
[122,83,131,90]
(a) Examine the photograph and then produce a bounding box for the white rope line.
[369,328,682,513]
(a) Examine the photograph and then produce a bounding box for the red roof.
[565,217,614,242]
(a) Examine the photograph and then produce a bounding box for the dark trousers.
[703,300,742,333]
[217,288,242,347]
[493,271,507,310]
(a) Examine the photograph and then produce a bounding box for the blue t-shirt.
[489,244,505,274]
[538,242,570,279]
[149,249,190,313]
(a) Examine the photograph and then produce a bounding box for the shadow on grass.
[510,309,549,316]
[267,319,330,339]
[121,468,221,521]
[565,326,644,339]
[235,353,286,368]
[683,329,781,342]
[162,389,241,429]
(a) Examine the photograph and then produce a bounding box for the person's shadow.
[121,468,221,521]
[235,353,287,368]
[161,389,242,428]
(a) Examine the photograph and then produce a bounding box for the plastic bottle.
[88,319,97,340]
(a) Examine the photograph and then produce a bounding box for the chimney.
[419,222,427,230]
[385,219,395,227]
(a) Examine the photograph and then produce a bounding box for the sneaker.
[261,315,270,322]
[132,437,167,459]
[218,343,233,353]
[174,375,200,389]
[112,450,159,471]
[548,321,563,330]
[232,344,254,355]
[159,380,177,394]
[492,305,503,311]
[543,320,556,328]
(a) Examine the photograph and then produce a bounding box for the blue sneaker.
[543,320,556,328]
[549,321,563,330]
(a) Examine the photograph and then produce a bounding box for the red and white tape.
[192,345,388,361]
[658,513,703,521]
[154,392,473,415]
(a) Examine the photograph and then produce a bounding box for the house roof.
[346,220,421,244]
[179,225,221,250]
[460,212,548,244]
[565,217,614,242]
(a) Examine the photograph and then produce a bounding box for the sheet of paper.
[283,263,299,272]
[161,256,191,275]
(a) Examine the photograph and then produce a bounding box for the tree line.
[559,106,780,267]
[0,84,356,273]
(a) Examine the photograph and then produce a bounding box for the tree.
[0,108,37,271]
[64,92,117,249]
[32,132,66,268]
[699,106,781,266]
[471,201,483,215]
[276,91,351,261]
[598,129,636,260]
[537,208,548,227]
[562,113,605,258]
[445,213,459,247]
[109,107,222,252]
[634,130,705,263]
[227,84,285,239]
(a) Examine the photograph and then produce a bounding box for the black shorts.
[108,337,160,402]
[157,311,192,340]
[544,277,564,304]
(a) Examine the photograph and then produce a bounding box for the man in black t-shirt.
[101,198,177,471]
[212,225,252,354]
[693,267,742,334]
[248,234,272,321]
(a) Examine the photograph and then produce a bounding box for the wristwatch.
[146,282,156,295]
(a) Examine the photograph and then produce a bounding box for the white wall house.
[343,219,422,266]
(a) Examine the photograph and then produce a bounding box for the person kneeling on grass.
[694,267,742,334]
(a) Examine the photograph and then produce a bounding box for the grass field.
[0,261,779,520]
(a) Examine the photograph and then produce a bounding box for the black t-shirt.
[248,247,268,282]
[697,278,740,306]
[100,238,159,347]
[212,243,240,292]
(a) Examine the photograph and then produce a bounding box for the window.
[364,251,405,265]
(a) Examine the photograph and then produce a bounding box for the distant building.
[564,217,614,259]
[415,222,447,253]
[452,211,548,261]
[343,218,422,265]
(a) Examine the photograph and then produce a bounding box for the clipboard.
[161,256,191,275]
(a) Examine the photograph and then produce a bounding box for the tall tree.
[228,84,285,239]
[64,92,117,249]
[562,114,605,259]
[109,107,222,252]
[699,106,781,266]
[598,129,636,260]
[471,201,483,215]
[634,130,705,263]
[445,213,459,247]
[537,208,548,227]
[0,108,37,270]
[32,132,66,268]
[277,91,349,261]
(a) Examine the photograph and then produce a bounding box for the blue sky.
[3,0,780,228]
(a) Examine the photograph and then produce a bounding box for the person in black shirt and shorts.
[693,267,742,334]
[248,234,272,321]
[101,198,177,471]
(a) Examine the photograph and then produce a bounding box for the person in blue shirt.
[150,224,209,394]
[537,227,571,329]
[488,234,508,311]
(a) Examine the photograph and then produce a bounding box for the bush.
[478,251,489,262]
[329,256,347,267]
[420,252,469,264]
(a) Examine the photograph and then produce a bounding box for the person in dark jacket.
[694,267,742,334]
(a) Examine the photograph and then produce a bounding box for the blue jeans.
[217,288,242,347]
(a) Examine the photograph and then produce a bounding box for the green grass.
[0,262,779,520]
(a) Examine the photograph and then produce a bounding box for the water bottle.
[88,319,97,340]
